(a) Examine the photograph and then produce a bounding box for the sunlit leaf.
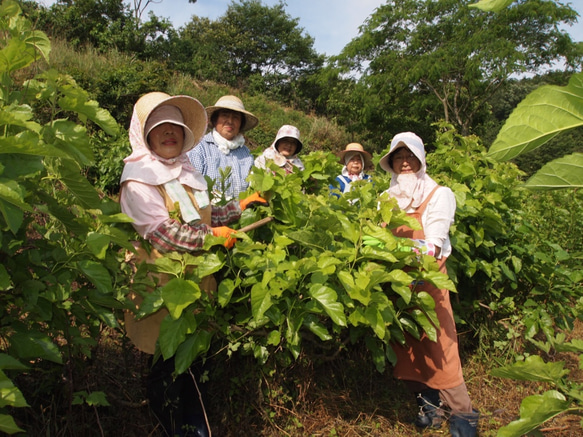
[469,0,514,13]
[488,73,583,162]
[523,153,583,190]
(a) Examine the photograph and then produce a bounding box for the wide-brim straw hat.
[135,92,207,153]
[206,95,259,132]
[338,143,373,168]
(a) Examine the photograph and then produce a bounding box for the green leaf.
[523,153,583,190]
[488,73,583,162]
[0,354,28,371]
[308,284,347,327]
[491,355,570,383]
[469,0,514,13]
[251,282,272,321]
[497,390,571,437]
[57,159,101,208]
[161,278,201,319]
[218,277,239,307]
[0,370,28,408]
[303,315,332,341]
[86,232,110,260]
[50,120,95,166]
[0,413,25,434]
[158,312,197,360]
[9,332,62,364]
[78,260,112,293]
[58,90,119,137]
[174,330,212,375]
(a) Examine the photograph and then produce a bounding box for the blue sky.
[39,0,582,58]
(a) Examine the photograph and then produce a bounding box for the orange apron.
[124,185,216,355]
[391,187,464,389]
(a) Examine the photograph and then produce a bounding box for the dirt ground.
[8,319,583,437]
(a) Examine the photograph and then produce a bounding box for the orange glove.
[211,226,237,249]
[239,192,269,211]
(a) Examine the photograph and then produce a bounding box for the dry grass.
[9,320,583,437]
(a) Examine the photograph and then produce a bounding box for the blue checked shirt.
[188,132,253,200]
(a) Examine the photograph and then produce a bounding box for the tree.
[335,0,580,140]
[131,0,197,23]
[176,0,324,107]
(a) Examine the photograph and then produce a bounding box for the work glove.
[211,226,237,249]
[239,192,269,211]
[362,236,384,248]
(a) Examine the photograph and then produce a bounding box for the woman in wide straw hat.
[330,142,373,198]
[254,124,305,174]
[377,132,478,437]
[187,95,259,202]
[119,91,266,437]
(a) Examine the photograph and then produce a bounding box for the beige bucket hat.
[206,95,259,132]
[135,92,207,153]
[338,143,373,168]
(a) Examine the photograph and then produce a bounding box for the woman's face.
[215,109,242,140]
[391,147,421,174]
[277,139,298,158]
[346,154,363,175]
[148,122,184,159]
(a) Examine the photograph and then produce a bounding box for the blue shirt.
[187,132,254,200]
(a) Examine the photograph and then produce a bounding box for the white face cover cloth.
[383,132,438,210]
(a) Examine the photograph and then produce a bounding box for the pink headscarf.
[120,105,207,191]
[379,132,438,210]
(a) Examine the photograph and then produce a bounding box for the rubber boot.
[449,410,479,437]
[414,389,443,429]
[147,357,210,437]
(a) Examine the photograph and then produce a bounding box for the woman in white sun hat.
[378,131,478,437]
[187,95,259,202]
[119,91,266,437]
[254,124,305,173]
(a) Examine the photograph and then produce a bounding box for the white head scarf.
[341,152,366,181]
[380,132,438,210]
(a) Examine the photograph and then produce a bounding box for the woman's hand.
[211,226,237,249]
[240,192,269,211]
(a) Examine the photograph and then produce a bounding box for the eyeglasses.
[392,153,417,163]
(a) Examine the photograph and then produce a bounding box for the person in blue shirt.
[187,95,258,202]
[330,143,373,198]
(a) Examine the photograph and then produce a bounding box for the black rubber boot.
[449,410,479,437]
[147,357,210,437]
[414,389,443,429]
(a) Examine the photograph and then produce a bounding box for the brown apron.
[124,185,216,354]
[391,186,464,389]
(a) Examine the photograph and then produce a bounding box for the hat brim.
[137,93,207,154]
[379,144,408,172]
[338,150,373,168]
[206,106,259,132]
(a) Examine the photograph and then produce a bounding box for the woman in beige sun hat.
[187,95,259,202]
[119,91,267,437]
[330,142,373,198]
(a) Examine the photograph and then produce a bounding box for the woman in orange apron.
[119,92,266,437]
[379,132,479,437]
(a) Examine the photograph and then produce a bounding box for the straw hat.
[206,95,259,132]
[338,143,373,168]
[135,92,207,153]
